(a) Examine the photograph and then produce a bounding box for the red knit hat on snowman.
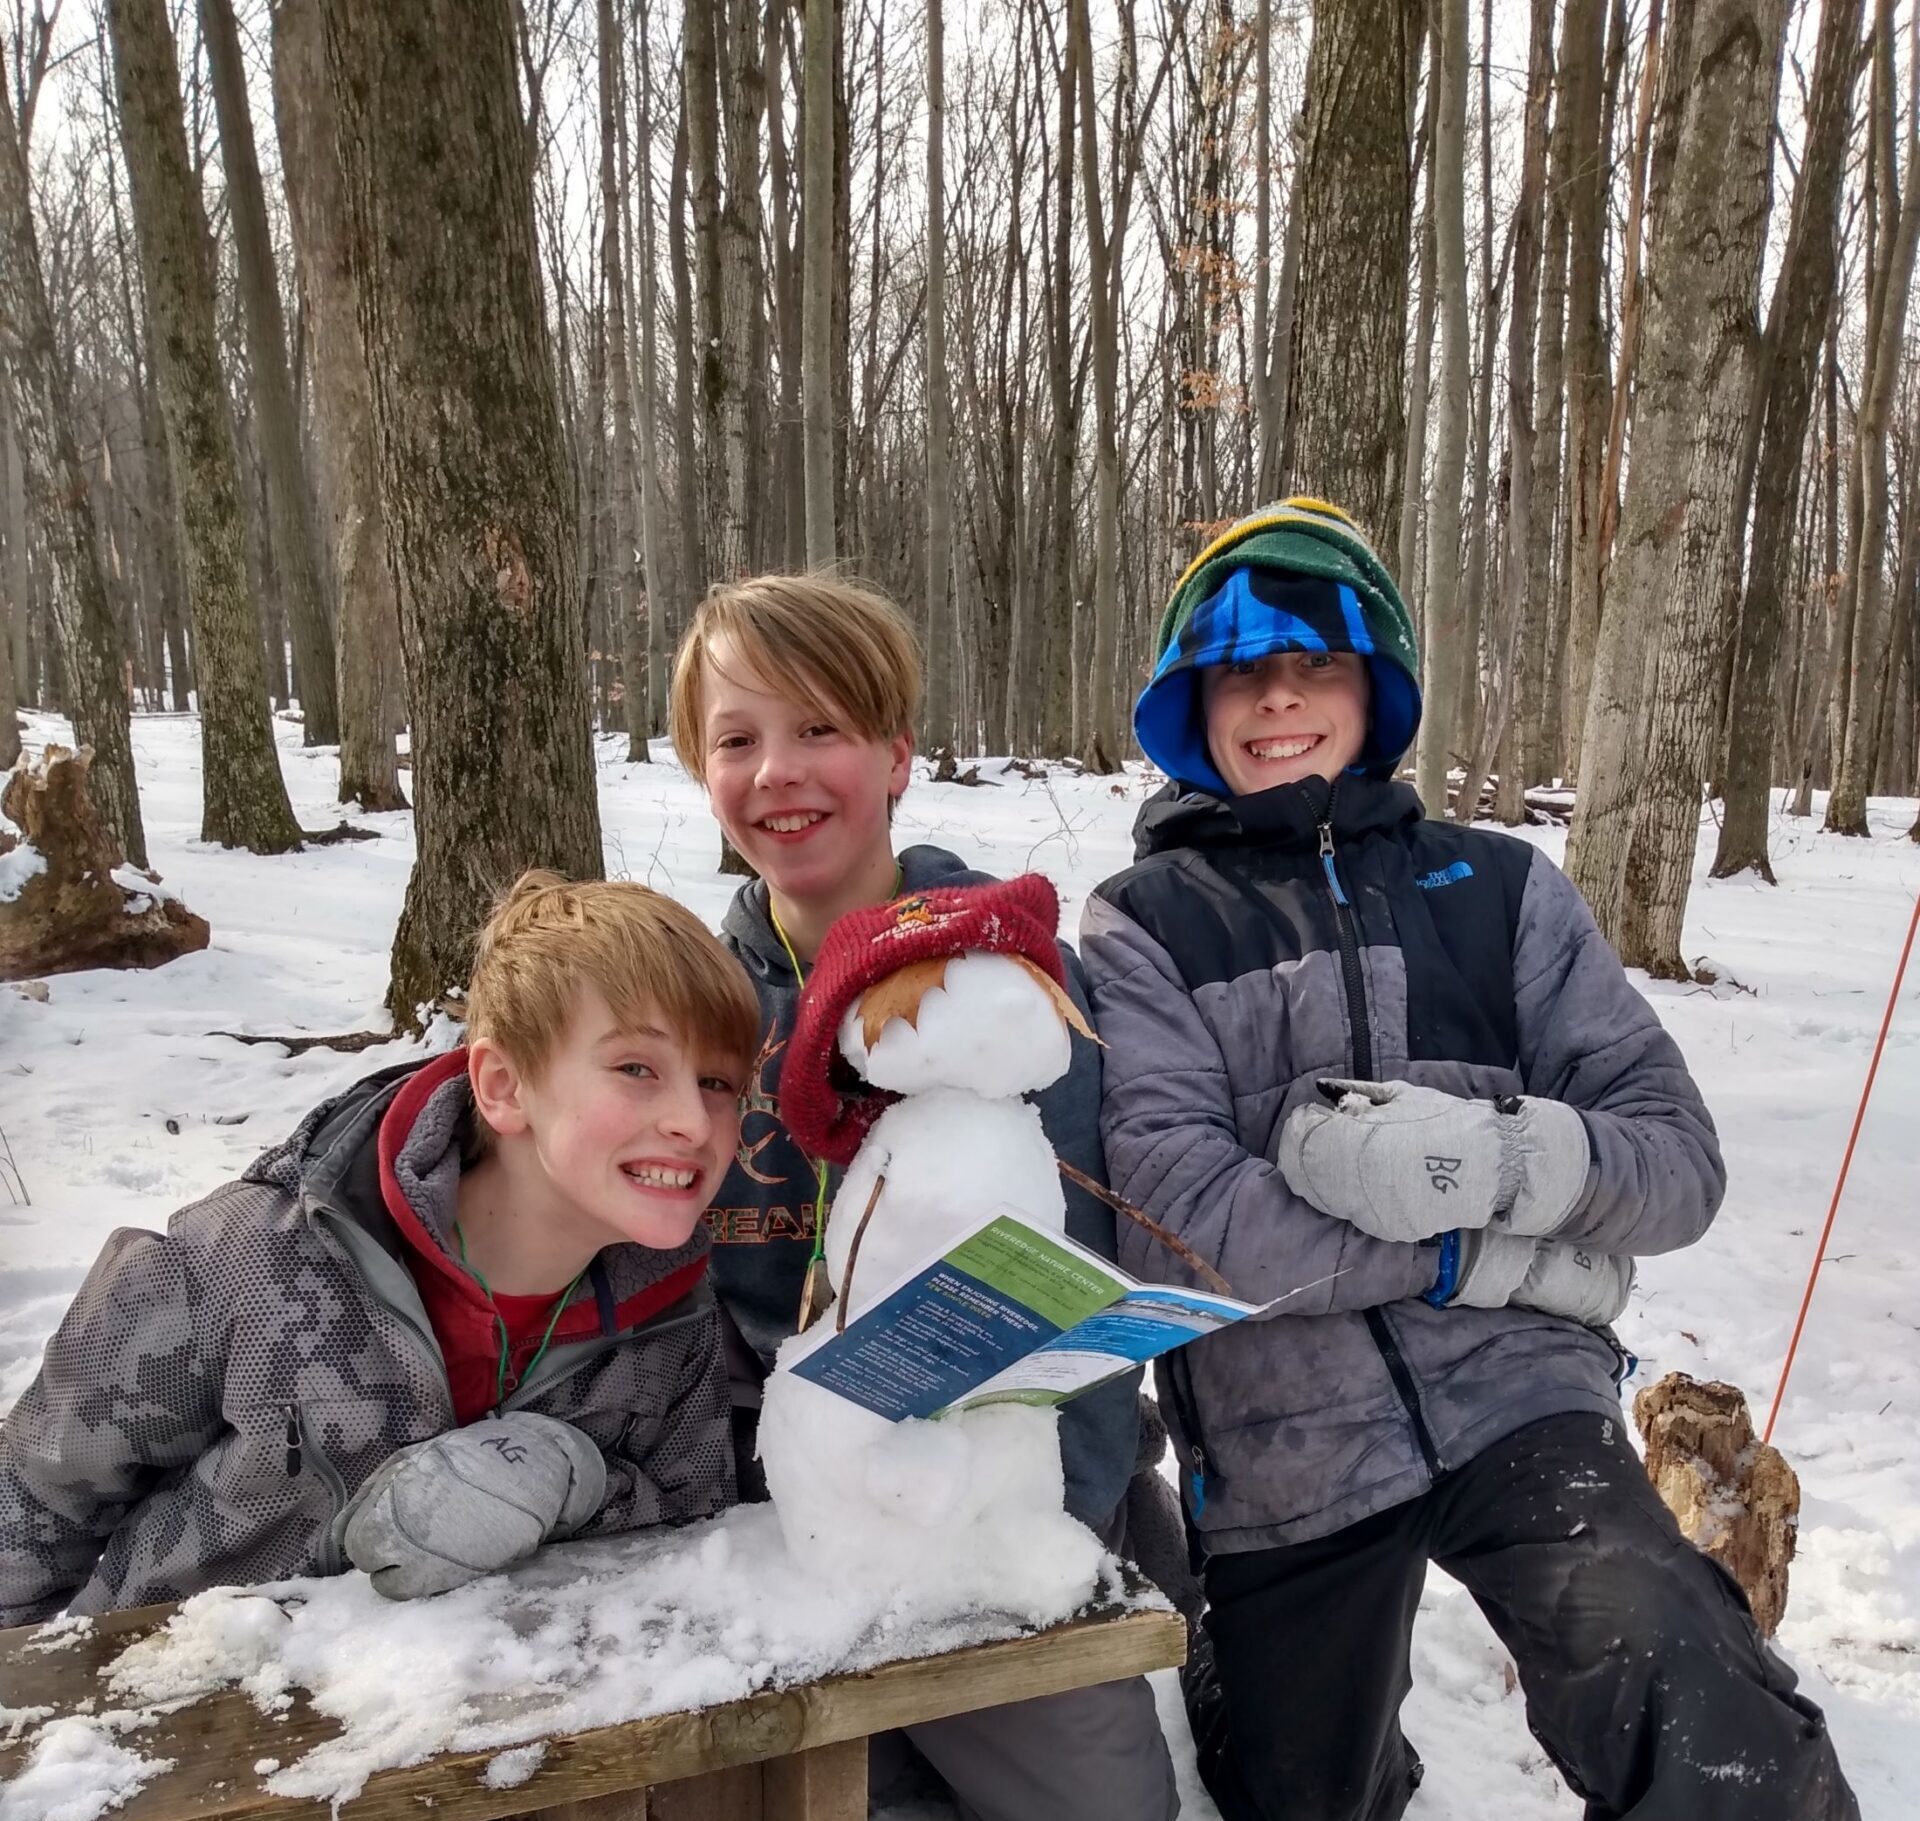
[778,874,1090,1166]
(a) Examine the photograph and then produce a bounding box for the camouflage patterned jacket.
[0,1057,733,1627]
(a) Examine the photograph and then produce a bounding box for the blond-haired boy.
[671,574,1179,1821]
[0,872,759,1622]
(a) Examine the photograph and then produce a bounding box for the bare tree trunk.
[1572,0,1786,970]
[1563,0,1675,912]
[1285,0,1420,552]
[668,109,704,628]
[104,85,196,718]
[1561,0,1614,784]
[925,0,955,751]
[685,0,725,580]
[1071,0,1134,776]
[4,400,34,734]
[715,0,766,577]
[1790,329,1845,815]
[633,2,672,736]
[596,0,647,761]
[1712,0,1864,876]
[1415,0,1469,814]
[1575,0,1667,803]
[1463,0,1554,825]
[1825,0,1920,836]
[1509,0,1562,806]
[1460,0,1503,814]
[802,0,835,566]
[271,0,405,815]
[200,0,338,752]
[0,401,19,770]
[1,75,147,860]
[1398,21,1440,611]
[1041,15,1078,760]
[321,0,603,1021]
[108,0,302,854]
[1251,0,1282,497]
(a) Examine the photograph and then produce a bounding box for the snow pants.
[880,1674,1179,1821]
[1184,1411,1858,1821]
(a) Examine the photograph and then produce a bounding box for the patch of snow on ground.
[2,709,1917,1816]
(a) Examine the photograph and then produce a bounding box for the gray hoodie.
[708,843,1141,1532]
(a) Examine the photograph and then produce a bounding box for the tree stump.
[1633,1372,1800,1636]
[0,745,209,980]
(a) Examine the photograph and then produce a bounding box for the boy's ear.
[887,728,914,799]
[468,1038,532,1138]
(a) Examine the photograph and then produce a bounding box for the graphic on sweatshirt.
[706,1025,820,1243]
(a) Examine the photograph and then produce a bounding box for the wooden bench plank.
[641,1762,764,1821]
[758,1738,868,1820]
[0,1602,1183,1821]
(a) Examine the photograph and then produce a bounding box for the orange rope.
[1763,884,1920,1446]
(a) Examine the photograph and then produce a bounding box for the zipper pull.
[1318,822,1349,907]
[284,1406,302,1478]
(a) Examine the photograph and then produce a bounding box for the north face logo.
[1414,861,1474,891]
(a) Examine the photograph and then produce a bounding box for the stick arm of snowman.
[1056,1158,1239,1299]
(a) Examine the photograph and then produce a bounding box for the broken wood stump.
[0,745,209,982]
[1633,1371,1801,1636]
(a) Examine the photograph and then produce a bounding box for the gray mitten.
[1511,1241,1635,1327]
[341,1412,607,1601]
[1445,1230,1537,1309]
[1277,1079,1590,1243]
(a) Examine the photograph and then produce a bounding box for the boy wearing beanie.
[1081,500,1856,1820]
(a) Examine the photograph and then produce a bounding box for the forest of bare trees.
[1,0,1916,1013]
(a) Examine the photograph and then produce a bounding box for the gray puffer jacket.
[1081,775,1725,1553]
[0,1057,732,1627]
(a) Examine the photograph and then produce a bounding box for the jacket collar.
[1131,772,1425,860]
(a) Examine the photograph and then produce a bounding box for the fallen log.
[0,746,209,982]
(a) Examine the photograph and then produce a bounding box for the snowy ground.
[3,707,1918,1817]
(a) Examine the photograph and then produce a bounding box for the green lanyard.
[767,866,902,1270]
[454,1223,584,1413]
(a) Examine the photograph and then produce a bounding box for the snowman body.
[759,953,1108,1612]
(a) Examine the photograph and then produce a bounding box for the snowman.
[757,876,1111,1616]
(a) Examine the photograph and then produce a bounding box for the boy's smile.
[700,640,911,957]
[462,986,743,1290]
[1201,650,1371,796]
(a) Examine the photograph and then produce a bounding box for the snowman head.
[839,950,1077,1098]
[778,875,1096,1162]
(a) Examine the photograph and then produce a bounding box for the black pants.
[1185,1412,1858,1821]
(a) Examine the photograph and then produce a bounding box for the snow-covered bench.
[0,1582,1183,1820]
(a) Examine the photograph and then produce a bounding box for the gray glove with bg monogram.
[1438,1230,1633,1325]
[1277,1078,1591,1244]
[341,1413,606,1601]
[1514,1241,1635,1326]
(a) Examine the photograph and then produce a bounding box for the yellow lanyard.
[769,902,833,1267]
